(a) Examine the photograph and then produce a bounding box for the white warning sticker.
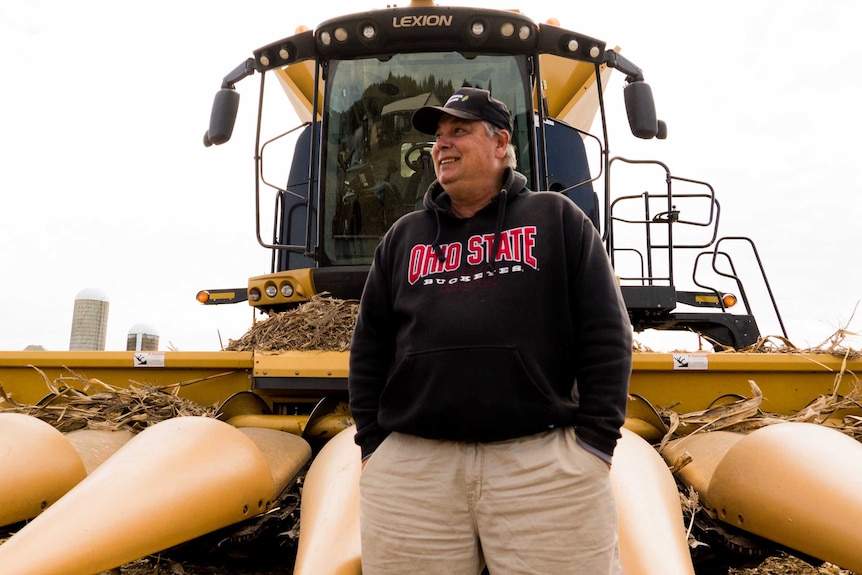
[672,353,709,370]
[134,352,166,368]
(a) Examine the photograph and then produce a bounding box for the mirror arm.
[602,50,644,83]
[222,58,257,89]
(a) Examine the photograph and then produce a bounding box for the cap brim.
[411,106,484,135]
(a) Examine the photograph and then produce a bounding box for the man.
[348,87,632,574]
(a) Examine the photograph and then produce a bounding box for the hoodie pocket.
[379,346,560,441]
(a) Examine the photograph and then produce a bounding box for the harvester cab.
[200,2,785,351]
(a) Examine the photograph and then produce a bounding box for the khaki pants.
[359,428,622,575]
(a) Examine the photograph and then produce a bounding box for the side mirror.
[623,81,658,139]
[656,119,668,140]
[203,88,240,147]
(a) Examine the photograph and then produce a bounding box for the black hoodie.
[349,168,632,460]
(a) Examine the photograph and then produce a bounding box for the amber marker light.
[196,291,210,304]
[723,293,738,308]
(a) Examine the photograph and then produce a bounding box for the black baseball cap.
[412,87,512,135]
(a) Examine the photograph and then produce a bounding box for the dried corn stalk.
[0,367,216,434]
[226,294,359,352]
[656,356,862,450]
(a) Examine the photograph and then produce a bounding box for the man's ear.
[494,129,511,157]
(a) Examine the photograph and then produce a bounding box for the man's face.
[431,115,506,197]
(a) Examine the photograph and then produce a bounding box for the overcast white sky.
[1,0,860,352]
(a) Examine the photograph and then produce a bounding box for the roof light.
[471,21,486,36]
[589,45,601,58]
[334,27,348,42]
[259,53,271,67]
[567,39,579,52]
[320,30,331,46]
[500,22,514,37]
[278,46,290,60]
[518,25,531,40]
[362,24,377,40]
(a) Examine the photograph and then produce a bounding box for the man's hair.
[483,122,517,169]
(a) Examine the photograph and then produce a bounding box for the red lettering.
[467,236,483,265]
[409,243,463,284]
[427,247,446,274]
[523,226,537,268]
[445,243,462,269]
[495,231,513,261]
[408,244,430,284]
[507,227,523,261]
[409,228,537,285]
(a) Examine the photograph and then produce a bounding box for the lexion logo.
[392,14,454,28]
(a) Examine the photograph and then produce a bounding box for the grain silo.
[127,323,159,351]
[69,288,110,351]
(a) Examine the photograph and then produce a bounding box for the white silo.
[127,323,159,351]
[69,288,110,351]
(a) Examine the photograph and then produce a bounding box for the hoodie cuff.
[576,437,613,465]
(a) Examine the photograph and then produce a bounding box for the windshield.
[321,52,531,266]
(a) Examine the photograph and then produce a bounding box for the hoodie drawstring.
[431,188,509,267]
[431,210,446,263]
[428,169,520,267]
[487,188,507,272]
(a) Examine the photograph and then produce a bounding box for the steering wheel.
[405,142,434,172]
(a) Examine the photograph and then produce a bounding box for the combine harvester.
[1,1,861,573]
